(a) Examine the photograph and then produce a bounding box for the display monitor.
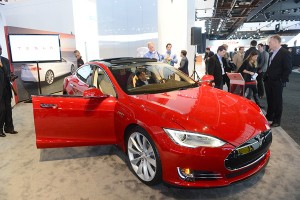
[8,34,61,63]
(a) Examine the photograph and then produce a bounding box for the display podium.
[226,73,245,96]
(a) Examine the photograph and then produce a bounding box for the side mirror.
[199,75,214,86]
[83,88,107,98]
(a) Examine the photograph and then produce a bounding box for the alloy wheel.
[45,70,54,85]
[127,131,157,183]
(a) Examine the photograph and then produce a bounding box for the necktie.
[268,52,273,66]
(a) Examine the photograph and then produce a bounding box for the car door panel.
[32,95,117,148]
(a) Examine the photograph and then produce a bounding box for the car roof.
[90,57,157,67]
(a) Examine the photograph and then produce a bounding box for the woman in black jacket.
[238,51,264,108]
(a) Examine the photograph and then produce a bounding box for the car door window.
[97,68,117,97]
[76,64,93,85]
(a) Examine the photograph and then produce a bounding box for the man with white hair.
[143,42,163,61]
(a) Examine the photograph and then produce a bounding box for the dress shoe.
[270,123,280,128]
[0,133,6,137]
[4,130,18,134]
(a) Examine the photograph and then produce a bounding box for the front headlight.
[164,128,226,148]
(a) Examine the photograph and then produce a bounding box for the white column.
[72,0,99,62]
[157,0,195,76]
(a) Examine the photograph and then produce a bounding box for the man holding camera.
[0,45,18,137]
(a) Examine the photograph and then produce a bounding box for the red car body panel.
[33,95,117,148]
[32,60,271,187]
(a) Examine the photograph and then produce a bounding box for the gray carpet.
[0,102,299,200]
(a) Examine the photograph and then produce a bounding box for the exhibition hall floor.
[0,102,300,200]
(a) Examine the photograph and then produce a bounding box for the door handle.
[70,83,75,87]
[40,103,58,109]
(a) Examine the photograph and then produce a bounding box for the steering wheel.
[159,78,167,83]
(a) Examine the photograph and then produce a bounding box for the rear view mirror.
[199,75,214,86]
[83,88,107,98]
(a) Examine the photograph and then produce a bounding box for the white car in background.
[21,58,75,85]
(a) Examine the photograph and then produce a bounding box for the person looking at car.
[0,44,18,137]
[74,50,84,68]
[238,51,264,108]
[144,42,163,61]
[163,43,178,66]
[207,45,227,90]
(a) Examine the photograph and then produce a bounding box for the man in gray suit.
[257,43,269,98]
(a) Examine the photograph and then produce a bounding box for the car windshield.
[109,63,198,95]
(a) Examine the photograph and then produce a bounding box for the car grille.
[193,170,222,180]
[225,129,272,171]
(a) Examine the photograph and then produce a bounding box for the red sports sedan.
[32,57,272,188]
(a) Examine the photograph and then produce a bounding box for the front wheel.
[126,127,162,185]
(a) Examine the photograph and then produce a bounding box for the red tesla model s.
[32,57,272,188]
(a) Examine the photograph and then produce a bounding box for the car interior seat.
[97,70,116,97]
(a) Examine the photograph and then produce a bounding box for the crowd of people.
[206,34,292,127]
[0,34,292,136]
[143,42,189,76]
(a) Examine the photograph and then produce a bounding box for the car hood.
[129,86,269,147]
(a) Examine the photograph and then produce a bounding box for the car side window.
[97,68,117,97]
[76,65,93,85]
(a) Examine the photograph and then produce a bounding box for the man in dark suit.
[244,40,259,59]
[74,50,84,68]
[264,35,292,127]
[204,47,214,74]
[207,45,227,90]
[0,45,18,137]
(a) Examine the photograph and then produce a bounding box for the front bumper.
[156,130,272,188]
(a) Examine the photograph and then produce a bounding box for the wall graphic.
[5,26,76,102]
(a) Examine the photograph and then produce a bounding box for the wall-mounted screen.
[8,34,61,63]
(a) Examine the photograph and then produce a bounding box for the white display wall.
[3,0,74,34]
[97,0,158,58]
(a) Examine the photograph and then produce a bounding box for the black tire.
[126,126,162,185]
[45,70,54,85]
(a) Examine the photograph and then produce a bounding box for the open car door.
[32,89,117,148]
